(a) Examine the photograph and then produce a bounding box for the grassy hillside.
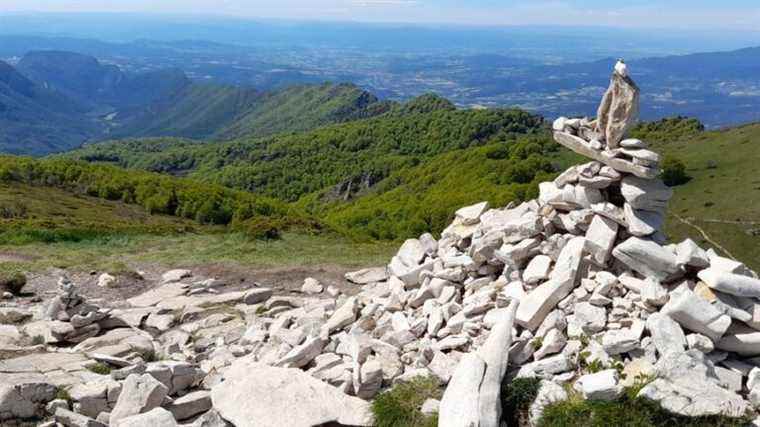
[0,61,102,155]
[653,123,760,272]
[0,156,318,244]
[0,182,208,244]
[110,84,263,140]
[215,83,395,140]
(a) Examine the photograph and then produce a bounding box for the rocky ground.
[4,63,760,427]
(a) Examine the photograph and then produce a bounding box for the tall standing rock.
[596,64,640,148]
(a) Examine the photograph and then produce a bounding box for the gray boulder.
[210,358,373,427]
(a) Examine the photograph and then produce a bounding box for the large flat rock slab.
[211,357,373,427]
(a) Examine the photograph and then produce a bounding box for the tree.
[661,156,690,186]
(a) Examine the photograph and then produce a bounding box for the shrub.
[502,377,542,426]
[0,271,27,294]
[661,156,690,186]
[235,218,284,240]
[86,362,112,375]
[538,391,751,427]
[372,376,441,427]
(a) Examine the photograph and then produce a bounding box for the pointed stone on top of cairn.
[552,61,655,179]
[597,58,640,148]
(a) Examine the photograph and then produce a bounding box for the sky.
[1,0,759,30]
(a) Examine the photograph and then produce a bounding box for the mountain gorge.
[1,51,393,155]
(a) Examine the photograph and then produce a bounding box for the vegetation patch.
[538,391,750,427]
[86,362,113,375]
[501,377,542,427]
[0,270,27,294]
[372,376,441,427]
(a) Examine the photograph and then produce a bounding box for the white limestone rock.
[111,408,177,427]
[523,255,552,285]
[686,333,714,353]
[585,215,618,266]
[661,288,731,343]
[345,267,389,284]
[646,312,686,357]
[698,268,760,298]
[574,369,621,401]
[675,239,710,268]
[161,269,191,283]
[637,350,749,418]
[612,237,680,282]
[109,374,168,424]
[620,177,673,211]
[717,324,760,356]
[301,278,323,295]
[528,380,567,425]
[211,358,373,427]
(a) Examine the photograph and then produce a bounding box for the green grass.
[502,377,542,427]
[656,123,760,272]
[0,181,210,246]
[86,362,113,375]
[539,393,750,427]
[0,232,397,275]
[372,376,441,427]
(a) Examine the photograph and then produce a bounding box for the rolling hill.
[1,51,397,155]
[0,60,102,155]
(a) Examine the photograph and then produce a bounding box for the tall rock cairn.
[432,61,760,425]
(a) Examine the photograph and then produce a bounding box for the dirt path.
[19,261,372,308]
[673,214,737,260]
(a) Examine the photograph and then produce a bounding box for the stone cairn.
[45,277,111,344]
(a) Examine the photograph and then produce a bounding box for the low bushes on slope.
[0,156,315,235]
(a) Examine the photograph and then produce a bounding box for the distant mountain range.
[3,42,760,155]
[0,51,394,155]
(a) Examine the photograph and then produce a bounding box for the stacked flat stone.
[45,277,111,344]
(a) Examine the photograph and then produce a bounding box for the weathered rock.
[55,407,106,427]
[301,278,323,294]
[242,288,273,305]
[109,374,168,424]
[0,307,32,324]
[96,273,116,288]
[612,237,679,281]
[528,380,567,425]
[675,239,710,268]
[620,177,672,211]
[210,358,373,427]
[323,297,360,334]
[112,407,177,427]
[698,268,760,298]
[165,390,212,421]
[574,369,620,401]
[596,70,640,148]
[523,255,552,285]
[345,267,389,284]
[661,288,731,343]
[438,354,485,427]
[553,132,657,179]
[717,324,760,356]
[0,378,57,421]
[585,215,618,266]
[637,350,749,418]
[516,237,585,330]
[161,269,191,283]
[646,312,686,357]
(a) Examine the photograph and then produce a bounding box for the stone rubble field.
[4,63,760,427]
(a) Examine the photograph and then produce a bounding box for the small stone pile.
[45,277,111,344]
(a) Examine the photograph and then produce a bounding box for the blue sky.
[1,0,759,30]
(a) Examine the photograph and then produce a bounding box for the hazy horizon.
[1,1,759,31]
